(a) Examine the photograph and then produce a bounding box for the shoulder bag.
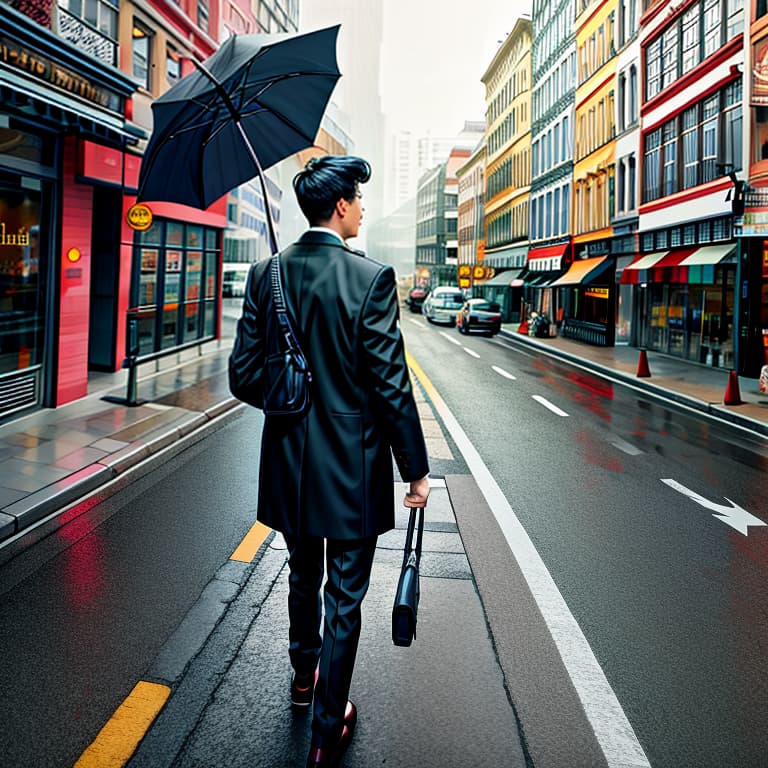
[262,255,312,418]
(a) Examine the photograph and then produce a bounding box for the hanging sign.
[126,204,153,231]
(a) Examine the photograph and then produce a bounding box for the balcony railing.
[57,7,118,68]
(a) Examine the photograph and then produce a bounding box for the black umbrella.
[136,25,341,253]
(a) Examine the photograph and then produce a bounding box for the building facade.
[481,18,532,276]
[629,0,744,369]
[529,0,576,329]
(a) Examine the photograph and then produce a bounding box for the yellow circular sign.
[66,247,81,263]
[127,203,153,231]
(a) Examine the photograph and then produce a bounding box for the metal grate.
[0,369,38,419]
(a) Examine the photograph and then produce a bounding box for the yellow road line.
[74,681,170,768]
[406,351,439,402]
[230,519,272,562]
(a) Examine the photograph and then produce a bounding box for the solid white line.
[532,395,569,417]
[439,331,462,346]
[406,354,650,768]
[492,365,517,380]
[463,347,480,359]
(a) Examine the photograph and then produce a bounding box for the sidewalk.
[124,482,530,768]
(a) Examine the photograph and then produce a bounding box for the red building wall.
[57,137,93,404]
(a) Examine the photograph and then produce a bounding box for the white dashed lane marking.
[407,318,426,329]
[532,395,569,417]
[492,365,516,380]
[438,331,462,346]
[463,347,480,359]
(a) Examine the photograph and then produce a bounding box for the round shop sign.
[126,203,153,231]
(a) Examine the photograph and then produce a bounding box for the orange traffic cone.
[636,348,651,378]
[723,369,743,405]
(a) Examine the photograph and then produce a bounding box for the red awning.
[527,242,569,271]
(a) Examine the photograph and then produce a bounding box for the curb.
[499,329,768,439]
[0,398,243,547]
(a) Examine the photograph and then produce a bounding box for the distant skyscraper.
[300,0,386,233]
[386,122,485,215]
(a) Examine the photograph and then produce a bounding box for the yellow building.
[573,0,618,255]
[481,17,532,271]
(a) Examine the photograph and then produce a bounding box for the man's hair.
[293,155,371,225]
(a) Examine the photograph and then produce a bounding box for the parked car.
[422,286,466,325]
[222,264,250,297]
[457,298,502,336]
[405,285,428,313]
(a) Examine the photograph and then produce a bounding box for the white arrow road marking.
[661,479,766,536]
[492,365,517,380]
[532,395,569,417]
[439,331,462,346]
[463,347,480,358]
[406,318,426,329]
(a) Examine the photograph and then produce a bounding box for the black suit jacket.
[230,230,429,539]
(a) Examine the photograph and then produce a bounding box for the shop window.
[656,229,669,249]
[671,226,682,246]
[132,220,220,355]
[166,48,181,86]
[698,220,712,242]
[0,176,44,376]
[684,223,696,244]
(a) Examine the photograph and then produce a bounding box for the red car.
[457,298,502,335]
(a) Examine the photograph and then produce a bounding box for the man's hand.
[404,475,430,508]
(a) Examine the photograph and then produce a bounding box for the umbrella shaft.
[234,121,279,255]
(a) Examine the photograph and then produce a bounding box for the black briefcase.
[392,505,424,647]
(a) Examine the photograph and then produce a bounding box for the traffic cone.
[636,348,651,378]
[723,370,743,405]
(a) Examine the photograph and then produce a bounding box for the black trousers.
[284,534,377,744]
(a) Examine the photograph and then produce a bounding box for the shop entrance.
[88,187,122,371]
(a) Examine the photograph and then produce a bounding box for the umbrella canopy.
[136,25,341,212]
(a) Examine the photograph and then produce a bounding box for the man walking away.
[230,155,430,767]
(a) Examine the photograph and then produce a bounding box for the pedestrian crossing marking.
[74,681,170,768]
[230,520,272,563]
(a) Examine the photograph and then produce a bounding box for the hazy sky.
[379,0,532,136]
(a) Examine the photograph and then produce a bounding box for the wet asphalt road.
[402,314,768,768]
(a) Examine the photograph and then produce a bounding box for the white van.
[222,263,250,297]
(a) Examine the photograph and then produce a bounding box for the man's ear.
[335,197,350,218]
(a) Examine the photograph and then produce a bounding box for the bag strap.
[402,506,425,567]
[269,255,304,353]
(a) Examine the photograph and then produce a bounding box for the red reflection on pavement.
[58,525,106,611]
[576,430,625,473]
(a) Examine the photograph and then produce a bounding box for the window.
[562,183,569,232]
[617,157,626,214]
[628,154,636,210]
[618,71,626,131]
[198,0,210,33]
[681,5,700,74]
[726,0,744,39]
[644,128,661,201]
[132,21,153,91]
[629,65,638,123]
[682,106,699,189]
[646,38,661,100]
[724,80,743,171]
[662,122,677,196]
[703,0,721,59]
[701,94,719,183]
[132,220,220,354]
[662,24,679,88]
[166,48,181,86]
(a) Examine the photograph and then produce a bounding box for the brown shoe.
[305,701,357,767]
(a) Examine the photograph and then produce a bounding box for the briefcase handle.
[402,506,424,568]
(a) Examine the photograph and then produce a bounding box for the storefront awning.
[623,251,668,270]
[527,242,569,271]
[523,270,560,287]
[549,256,611,287]
[480,268,525,287]
[679,244,737,266]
